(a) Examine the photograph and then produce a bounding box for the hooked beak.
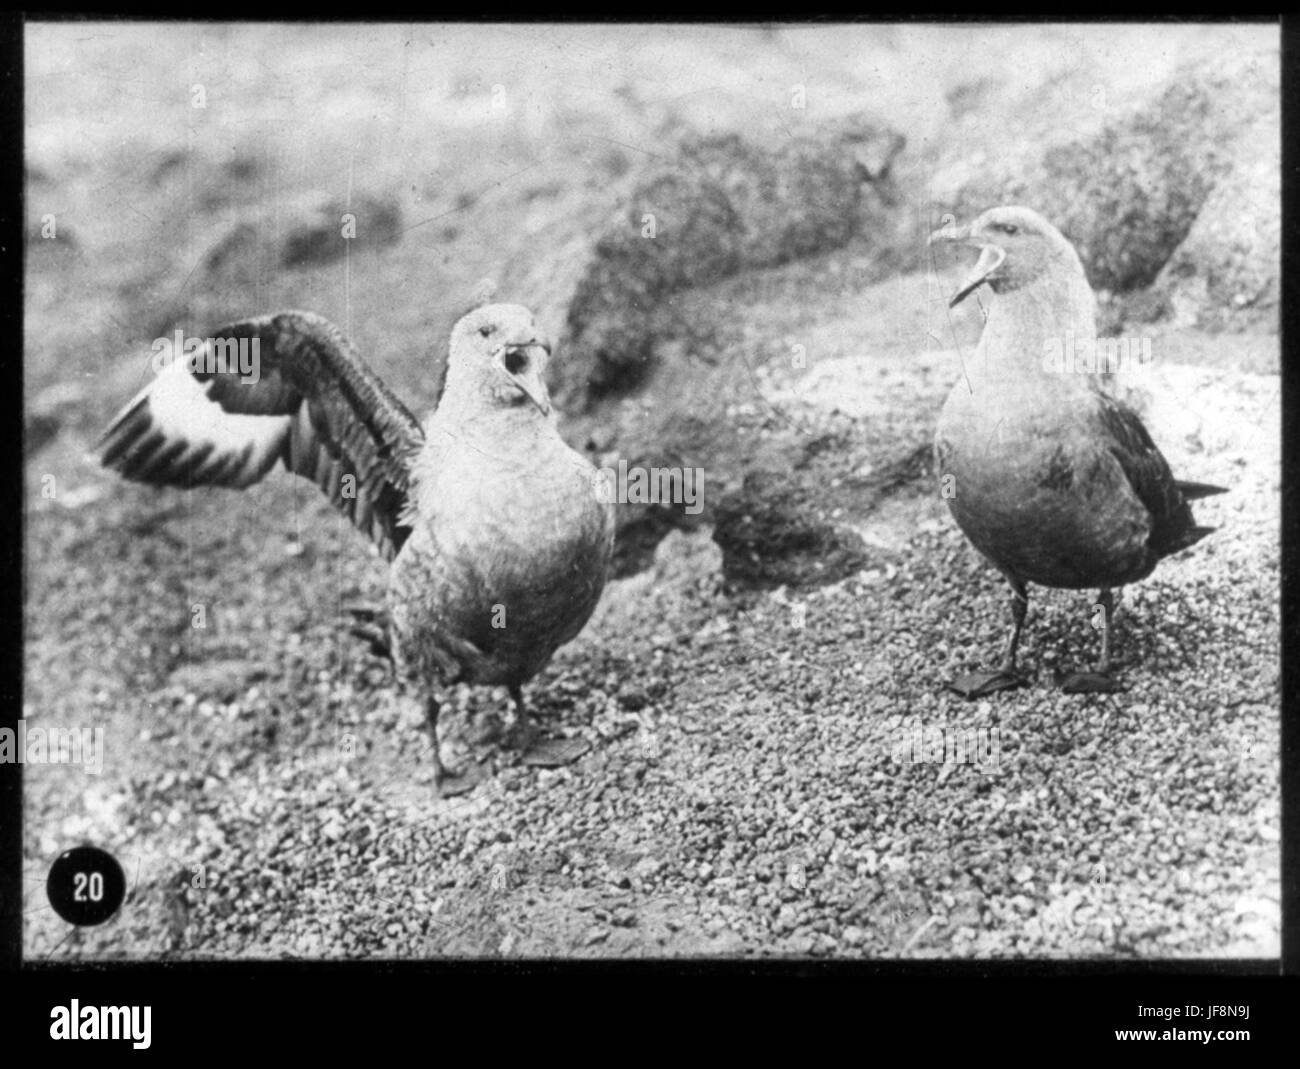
[929,224,1006,307]
[499,335,553,417]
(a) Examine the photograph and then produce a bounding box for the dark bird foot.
[502,718,540,752]
[946,670,1026,699]
[433,759,487,798]
[467,711,507,746]
[1058,671,1122,695]
[345,604,392,661]
[348,624,391,661]
[520,736,591,769]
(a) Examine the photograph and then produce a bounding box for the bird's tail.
[1177,480,1229,501]
[1174,525,1218,554]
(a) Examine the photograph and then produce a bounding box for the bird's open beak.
[500,336,553,417]
[929,224,1007,308]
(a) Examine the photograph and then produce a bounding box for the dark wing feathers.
[98,311,424,561]
[1093,392,1220,560]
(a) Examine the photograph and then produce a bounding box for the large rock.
[1147,114,1279,333]
[558,261,948,584]
[916,48,1278,329]
[486,113,926,586]
[503,114,905,410]
[117,156,405,343]
[202,190,403,277]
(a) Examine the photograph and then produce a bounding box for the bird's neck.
[976,271,1097,382]
[421,392,559,465]
[437,404,554,437]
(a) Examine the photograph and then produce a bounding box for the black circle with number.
[47,845,126,926]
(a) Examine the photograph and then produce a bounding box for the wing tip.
[1177,480,1230,501]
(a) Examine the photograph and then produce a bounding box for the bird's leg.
[503,684,539,751]
[998,581,1029,673]
[424,692,483,798]
[1060,588,1122,694]
[947,576,1029,699]
[507,683,592,769]
[1098,588,1115,673]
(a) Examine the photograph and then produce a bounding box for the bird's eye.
[478,325,493,338]
[997,223,1019,236]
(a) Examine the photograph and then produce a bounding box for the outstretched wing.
[98,311,424,560]
[1091,390,1216,560]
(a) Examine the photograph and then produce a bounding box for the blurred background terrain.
[24,22,1278,959]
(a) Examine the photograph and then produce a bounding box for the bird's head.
[448,303,553,417]
[929,205,1082,307]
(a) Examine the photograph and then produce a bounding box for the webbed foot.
[433,756,487,798]
[946,670,1026,699]
[1058,671,1122,695]
[520,736,591,768]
